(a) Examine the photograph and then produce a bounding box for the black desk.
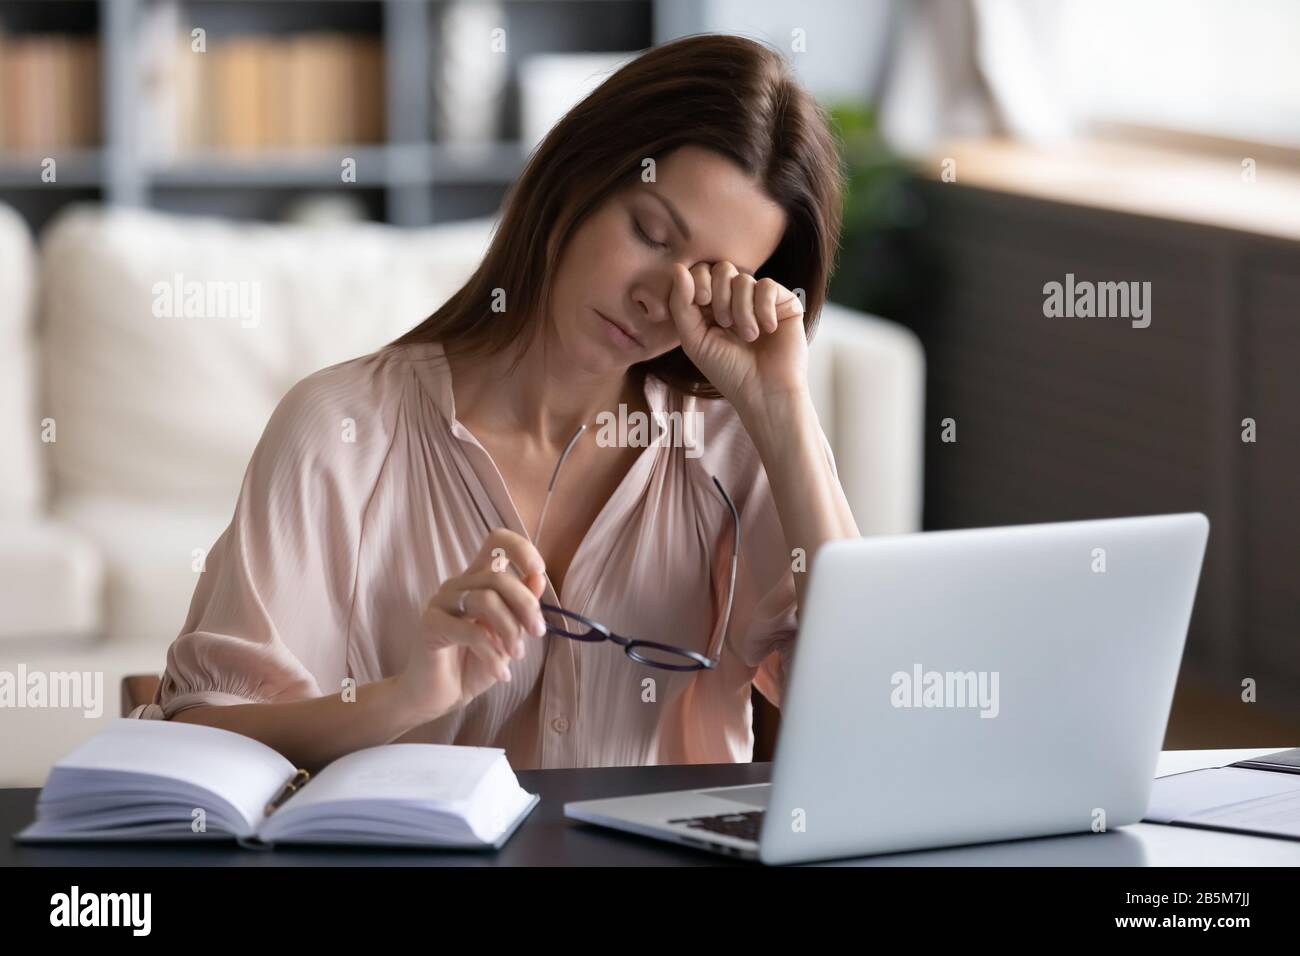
[4,761,770,867]
[8,755,1299,866]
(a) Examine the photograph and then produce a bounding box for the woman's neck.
[446,337,645,454]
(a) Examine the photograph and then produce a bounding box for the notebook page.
[1145,767,1300,824]
[277,743,505,814]
[50,718,297,829]
[1185,787,1300,838]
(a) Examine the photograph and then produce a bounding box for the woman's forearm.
[740,390,861,609]
[169,675,428,773]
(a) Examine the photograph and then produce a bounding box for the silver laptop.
[564,513,1210,864]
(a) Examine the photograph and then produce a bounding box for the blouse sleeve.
[727,428,841,711]
[132,363,394,720]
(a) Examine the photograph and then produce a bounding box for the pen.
[264,768,311,816]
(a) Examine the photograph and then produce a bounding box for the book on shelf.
[156,30,385,156]
[16,718,540,851]
[0,31,100,155]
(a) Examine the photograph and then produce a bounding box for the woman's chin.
[561,341,633,377]
[588,332,643,366]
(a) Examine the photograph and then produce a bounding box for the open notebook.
[1145,747,1300,841]
[15,718,540,850]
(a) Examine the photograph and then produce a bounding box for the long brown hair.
[388,33,845,401]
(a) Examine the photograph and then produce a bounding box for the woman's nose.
[633,280,671,324]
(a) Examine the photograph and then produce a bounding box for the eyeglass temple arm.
[531,423,587,548]
[708,474,740,662]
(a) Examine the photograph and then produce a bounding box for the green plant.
[825,102,919,318]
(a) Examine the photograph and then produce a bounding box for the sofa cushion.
[51,494,239,648]
[39,206,495,514]
[814,303,926,536]
[0,640,171,787]
[0,517,102,642]
[0,203,43,518]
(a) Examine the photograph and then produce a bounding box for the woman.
[133,34,860,771]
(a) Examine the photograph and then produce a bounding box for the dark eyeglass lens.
[627,643,705,669]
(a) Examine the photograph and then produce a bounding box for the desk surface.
[5,749,1298,866]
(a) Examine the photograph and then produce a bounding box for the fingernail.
[532,614,547,637]
[745,327,758,341]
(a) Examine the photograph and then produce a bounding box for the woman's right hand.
[396,529,549,723]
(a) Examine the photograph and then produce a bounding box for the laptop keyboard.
[667,809,764,842]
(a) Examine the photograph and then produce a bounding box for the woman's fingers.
[754,278,780,334]
[465,529,545,658]
[668,264,709,352]
[697,262,800,341]
[776,297,804,321]
[473,527,545,579]
[422,603,513,682]
[428,591,510,656]
[419,525,552,685]
[459,569,548,646]
[689,262,713,307]
[415,525,556,693]
[464,587,531,661]
[709,261,739,327]
[730,274,758,341]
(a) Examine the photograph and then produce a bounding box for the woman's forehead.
[628,147,786,271]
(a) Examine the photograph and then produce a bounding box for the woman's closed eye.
[631,214,668,251]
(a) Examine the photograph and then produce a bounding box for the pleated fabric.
[131,341,836,768]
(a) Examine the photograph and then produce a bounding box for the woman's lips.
[598,310,641,349]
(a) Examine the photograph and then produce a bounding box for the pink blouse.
[131,340,838,768]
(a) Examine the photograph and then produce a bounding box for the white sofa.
[0,202,925,786]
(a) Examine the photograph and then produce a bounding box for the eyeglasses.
[528,423,739,671]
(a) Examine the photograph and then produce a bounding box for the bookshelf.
[0,0,655,230]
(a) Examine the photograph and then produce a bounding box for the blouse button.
[551,715,570,734]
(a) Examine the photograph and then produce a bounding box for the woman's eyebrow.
[647,192,692,241]
[644,191,756,275]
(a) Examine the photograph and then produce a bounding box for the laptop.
[563,513,1210,864]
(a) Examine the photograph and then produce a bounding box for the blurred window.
[1061,0,1300,149]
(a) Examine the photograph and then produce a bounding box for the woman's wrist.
[736,387,817,458]
[383,672,446,732]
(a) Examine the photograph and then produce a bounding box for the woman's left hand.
[667,262,809,413]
